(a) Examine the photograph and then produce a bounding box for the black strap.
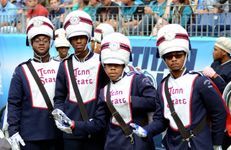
[106,83,134,144]
[164,76,206,141]
[26,61,53,113]
[67,58,89,121]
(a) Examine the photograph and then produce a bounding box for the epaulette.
[189,70,204,76]
[126,70,139,76]
[52,57,60,62]
[160,74,170,84]
[18,59,32,67]
[62,54,73,62]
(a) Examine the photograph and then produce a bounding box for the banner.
[0,34,216,108]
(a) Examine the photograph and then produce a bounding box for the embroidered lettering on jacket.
[167,87,187,107]
[74,68,93,85]
[37,68,56,84]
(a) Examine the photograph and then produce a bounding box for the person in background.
[91,23,115,54]
[202,36,231,150]
[0,0,17,33]
[95,0,119,27]
[26,0,49,23]
[163,0,193,29]
[52,32,158,150]
[52,10,109,150]
[49,0,66,29]
[120,0,145,35]
[217,0,231,12]
[53,28,71,61]
[134,0,168,35]
[133,24,227,150]
[203,37,231,93]
[7,16,62,150]
[88,0,100,20]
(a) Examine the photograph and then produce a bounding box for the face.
[49,0,60,10]
[101,0,111,6]
[91,40,101,54]
[0,0,7,7]
[121,0,129,5]
[26,0,37,7]
[57,47,69,59]
[163,51,186,71]
[69,35,88,55]
[104,64,124,81]
[89,0,98,6]
[213,46,226,61]
[31,35,50,56]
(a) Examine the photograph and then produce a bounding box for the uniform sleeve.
[197,76,227,145]
[7,67,24,136]
[144,89,169,136]
[131,73,157,112]
[211,75,226,93]
[53,62,68,110]
[72,90,109,136]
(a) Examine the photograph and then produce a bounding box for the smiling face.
[31,35,50,56]
[104,64,124,81]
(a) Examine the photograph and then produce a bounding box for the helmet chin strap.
[115,69,125,82]
[33,51,49,63]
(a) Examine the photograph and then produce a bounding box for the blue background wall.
[0,34,216,109]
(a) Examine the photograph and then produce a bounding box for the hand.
[213,145,222,150]
[52,109,74,134]
[8,132,25,150]
[130,123,147,138]
[202,66,216,78]
[54,120,73,134]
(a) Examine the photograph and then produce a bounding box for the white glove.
[8,132,25,150]
[130,123,147,138]
[213,145,222,150]
[52,109,74,134]
[54,120,73,134]
[202,66,216,78]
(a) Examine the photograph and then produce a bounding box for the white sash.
[104,74,134,126]
[162,74,198,130]
[22,60,60,108]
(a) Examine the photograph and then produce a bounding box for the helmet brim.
[103,58,124,65]
[160,47,188,58]
[68,32,89,39]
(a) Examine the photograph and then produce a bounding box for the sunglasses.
[164,52,185,60]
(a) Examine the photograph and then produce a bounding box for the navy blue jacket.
[211,60,231,92]
[72,71,158,150]
[53,52,109,139]
[145,70,227,150]
[7,59,62,141]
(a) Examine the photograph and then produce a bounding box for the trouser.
[64,137,104,150]
[21,139,63,150]
[222,131,231,150]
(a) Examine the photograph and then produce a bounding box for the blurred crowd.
[0,0,231,35]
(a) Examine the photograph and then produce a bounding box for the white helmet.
[156,24,190,58]
[26,16,54,45]
[64,10,93,40]
[54,28,70,48]
[101,32,131,65]
[94,23,115,43]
